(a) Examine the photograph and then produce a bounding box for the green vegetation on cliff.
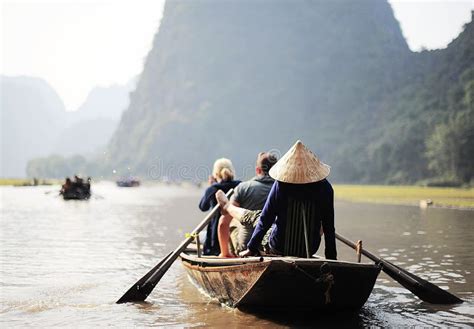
[27,1,474,186]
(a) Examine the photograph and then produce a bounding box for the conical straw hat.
[269,140,330,184]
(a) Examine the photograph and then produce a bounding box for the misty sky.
[1,0,473,112]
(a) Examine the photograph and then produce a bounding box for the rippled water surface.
[1,182,473,327]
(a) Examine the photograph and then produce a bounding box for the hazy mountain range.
[0,76,133,177]
[1,76,65,177]
[55,81,136,156]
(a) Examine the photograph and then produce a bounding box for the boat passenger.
[217,152,277,257]
[199,158,240,256]
[73,175,84,189]
[60,177,72,194]
[85,177,91,193]
[215,140,337,260]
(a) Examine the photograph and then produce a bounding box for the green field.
[333,185,474,209]
[0,178,60,186]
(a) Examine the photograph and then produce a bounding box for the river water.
[1,182,473,327]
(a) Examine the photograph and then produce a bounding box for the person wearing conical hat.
[215,140,337,259]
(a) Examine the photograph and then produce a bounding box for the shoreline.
[0,178,60,186]
[335,197,474,211]
[2,179,473,210]
[333,184,474,211]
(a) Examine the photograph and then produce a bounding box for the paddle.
[116,251,173,304]
[335,232,463,304]
[116,188,234,304]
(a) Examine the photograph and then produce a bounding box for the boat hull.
[180,253,380,311]
[116,180,140,187]
[62,189,90,200]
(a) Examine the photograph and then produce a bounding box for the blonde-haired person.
[199,158,240,256]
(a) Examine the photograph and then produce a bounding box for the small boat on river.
[62,186,91,200]
[60,176,91,200]
[116,177,140,187]
[180,250,381,311]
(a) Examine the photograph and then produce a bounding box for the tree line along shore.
[333,185,474,209]
[0,178,60,187]
[1,178,472,209]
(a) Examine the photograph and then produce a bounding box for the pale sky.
[1,0,473,112]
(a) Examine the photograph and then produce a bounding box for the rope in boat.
[290,262,335,304]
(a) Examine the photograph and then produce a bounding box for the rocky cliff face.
[105,0,411,181]
[104,1,473,184]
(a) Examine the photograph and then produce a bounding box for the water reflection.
[0,183,473,327]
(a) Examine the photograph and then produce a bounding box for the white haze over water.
[1,0,473,112]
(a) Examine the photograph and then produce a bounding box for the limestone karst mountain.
[1,76,133,177]
[1,76,66,177]
[106,0,413,182]
[24,1,474,184]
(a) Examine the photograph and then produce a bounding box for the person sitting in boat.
[85,177,91,193]
[72,175,83,189]
[60,177,72,194]
[217,152,278,257]
[199,158,241,256]
[215,140,337,260]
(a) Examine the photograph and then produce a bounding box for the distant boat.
[60,176,91,200]
[61,186,91,200]
[116,177,140,187]
[180,250,380,311]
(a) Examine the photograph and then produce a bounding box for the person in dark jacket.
[60,177,72,194]
[199,158,240,256]
[215,140,337,260]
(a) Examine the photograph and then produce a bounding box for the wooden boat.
[116,178,140,187]
[180,250,381,311]
[61,185,91,200]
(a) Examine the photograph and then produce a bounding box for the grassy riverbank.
[0,178,60,186]
[333,185,474,209]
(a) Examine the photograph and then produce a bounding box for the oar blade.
[116,252,172,304]
[381,260,463,304]
[116,189,235,304]
[335,233,463,305]
[116,282,149,304]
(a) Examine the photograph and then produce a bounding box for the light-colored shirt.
[230,174,274,251]
[231,174,274,210]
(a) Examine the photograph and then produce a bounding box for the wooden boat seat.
[283,197,321,258]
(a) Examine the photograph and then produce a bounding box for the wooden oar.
[335,233,463,304]
[116,251,173,304]
[45,190,61,196]
[116,188,234,304]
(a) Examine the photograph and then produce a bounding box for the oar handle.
[335,233,379,262]
[335,232,420,286]
[144,188,234,286]
[188,188,235,237]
